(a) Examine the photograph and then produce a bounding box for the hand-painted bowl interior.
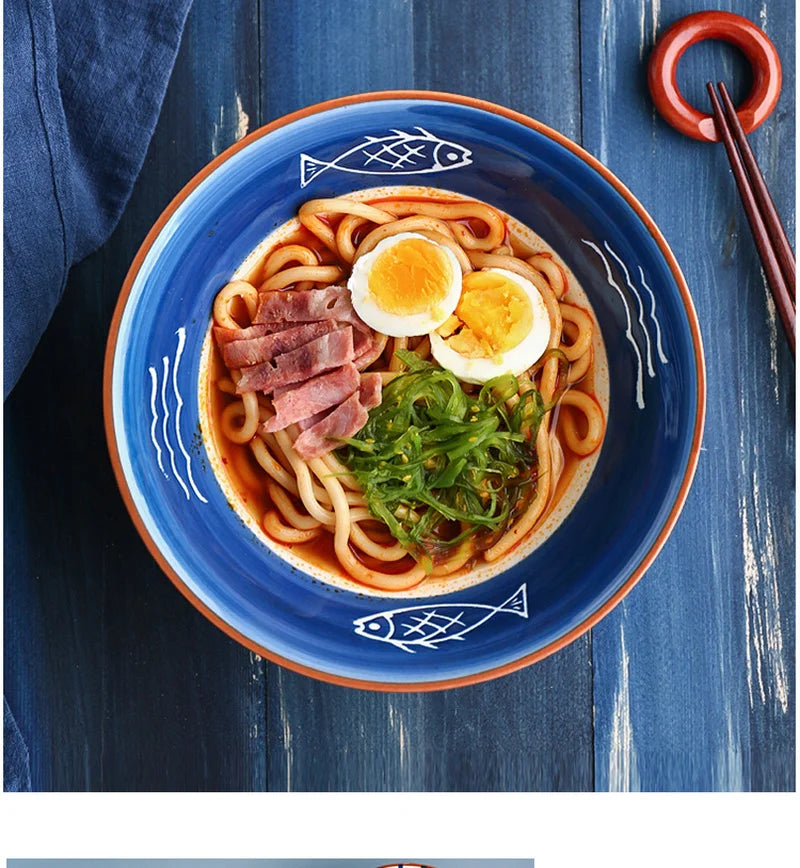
[199,184,610,599]
[108,95,702,687]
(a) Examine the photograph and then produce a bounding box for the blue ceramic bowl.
[105,91,705,689]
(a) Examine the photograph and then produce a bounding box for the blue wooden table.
[4,0,794,791]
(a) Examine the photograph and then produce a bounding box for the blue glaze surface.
[111,96,703,685]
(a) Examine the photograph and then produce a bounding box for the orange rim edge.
[103,89,707,692]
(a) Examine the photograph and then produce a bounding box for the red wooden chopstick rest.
[648,10,782,142]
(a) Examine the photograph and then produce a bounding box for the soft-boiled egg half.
[429,267,551,384]
[348,232,462,336]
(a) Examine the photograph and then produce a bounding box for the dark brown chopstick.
[717,81,796,298]
[706,81,795,357]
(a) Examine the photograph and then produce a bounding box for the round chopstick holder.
[648,10,781,142]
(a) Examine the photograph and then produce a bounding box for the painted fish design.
[300,127,473,188]
[353,583,528,653]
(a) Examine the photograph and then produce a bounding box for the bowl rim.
[103,89,706,692]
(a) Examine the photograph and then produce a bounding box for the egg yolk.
[367,238,453,315]
[441,271,534,358]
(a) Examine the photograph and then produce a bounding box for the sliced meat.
[296,410,327,431]
[292,392,368,459]
[358,372,382,410]
[254,286,361,327]
[214,323,291,345]
[352,327,372,357]
[295,373,382,433]
[222,321,336,368]
[265,363,360,432]
[270,382,293,400]
[236,327,354,394]
[353,330,386,371]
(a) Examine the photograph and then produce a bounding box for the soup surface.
[199,186,608,597]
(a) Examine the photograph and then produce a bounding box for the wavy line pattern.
[605,242,655,377]
[147,329,208,503]
[638,266,670,364]
[148,367,167,478]
[582,239,645,408]
[171,328,207,502]
[581,239,670,409]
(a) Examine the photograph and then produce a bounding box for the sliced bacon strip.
[296,410,327,431]
[253,286,361,327]
[214,323,292,345]
[352,327,370,355]
[295,372,382,433]
[352,331,386,371]
[265,363,360,432]
[292,392,369,459]
[222,321,336,369]
[358,372,382,410]
[235,327,354,394]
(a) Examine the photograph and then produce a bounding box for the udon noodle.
[207,192,605,592]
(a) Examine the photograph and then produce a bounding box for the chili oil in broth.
[199,186,609,597]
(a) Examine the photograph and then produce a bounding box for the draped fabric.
[3,0,193,396]
[3,0,192,790]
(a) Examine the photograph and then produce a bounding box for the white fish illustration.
[354,584,528,653]
[300,127,473,187]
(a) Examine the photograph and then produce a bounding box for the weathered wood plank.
[261,0,591,792]
[260,0,415,121]
[267,648,593,791]
[582,0,795,791]
[412,0,582,140]
[3,0,267,790]
[6,0,793,793]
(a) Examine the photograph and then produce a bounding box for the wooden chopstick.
[716,81,796,298]
[706,81,795,357]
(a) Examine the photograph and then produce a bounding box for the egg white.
[429,267,552,384]
[347,232,463,337]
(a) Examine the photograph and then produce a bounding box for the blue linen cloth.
[3,0,193,397]
[3,0,192,790]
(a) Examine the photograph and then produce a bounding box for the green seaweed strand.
[339,350,555,565]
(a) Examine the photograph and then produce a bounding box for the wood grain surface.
[4,0,794,791]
